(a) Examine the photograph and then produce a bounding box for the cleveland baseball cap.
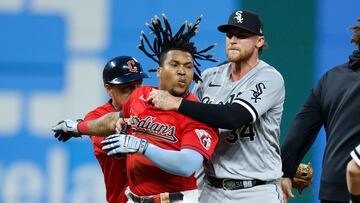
[103,56,150,85]
[218,9,264,36]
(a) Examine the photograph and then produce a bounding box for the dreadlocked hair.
[351,18,360,49]
[137,14,218,82]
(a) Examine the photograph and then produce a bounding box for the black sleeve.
[178,99,253,129]
[281,90,323,178]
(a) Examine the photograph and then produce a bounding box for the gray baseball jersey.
[193,60,284,181]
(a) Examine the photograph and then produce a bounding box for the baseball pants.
[199,180,283,203]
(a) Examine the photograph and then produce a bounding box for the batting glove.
[52,119,82,142]
[101,134,148,155]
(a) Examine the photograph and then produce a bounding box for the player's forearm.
[281,91,323,178]
[144,145,203,177]
[78,112,119,137]
[178,100,252,129]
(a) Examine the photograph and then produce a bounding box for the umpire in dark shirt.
[281,19,360,203]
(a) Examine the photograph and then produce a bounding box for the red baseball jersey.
[122,86,219,196]
[84,100,127,203]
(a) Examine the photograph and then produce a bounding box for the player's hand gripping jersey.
[122,86,219,196]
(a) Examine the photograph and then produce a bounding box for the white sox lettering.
[129,116,178,142]
[202,92,242,105]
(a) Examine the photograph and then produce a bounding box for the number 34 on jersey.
[225,124,256,144]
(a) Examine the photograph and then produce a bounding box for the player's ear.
[135,79,143,88]
[104,83,112,96]
[255,36,265,49]
[156,66,162,78]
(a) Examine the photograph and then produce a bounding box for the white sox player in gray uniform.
[147,9,284,203]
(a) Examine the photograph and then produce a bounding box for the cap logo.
[234,11,244,23]
[127,60,138,73]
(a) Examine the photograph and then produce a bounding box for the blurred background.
[0,0,359,202]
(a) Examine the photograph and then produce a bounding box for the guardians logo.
[129,116,178,142]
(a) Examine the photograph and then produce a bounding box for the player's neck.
[110,99,120,111]
[230,58,260,82]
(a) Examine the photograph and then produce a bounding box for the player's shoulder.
[256,60,284,83]
[314,63,349,89]
[322,63,349,78]
[84,101,114,120]
[202,62,230,76]
[88,101,114,114]
[200,62,230,84]
[132,85,154,97]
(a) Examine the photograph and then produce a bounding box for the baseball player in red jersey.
[102,83,219,201]
[53,55,150,203]
[100,15,219,202]
[118,85,217,197]
[52,14,218,203]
